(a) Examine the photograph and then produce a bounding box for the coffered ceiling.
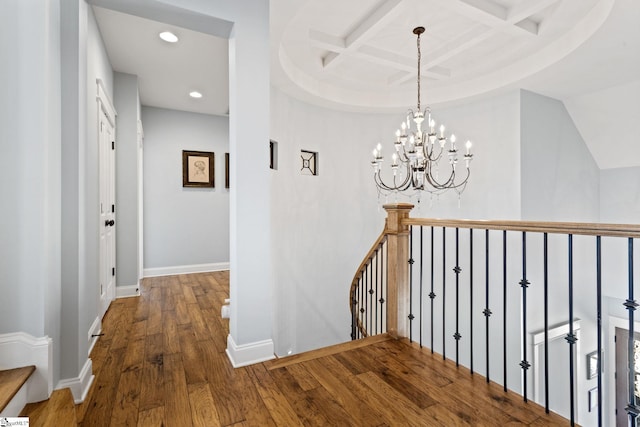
[93,0,640,168]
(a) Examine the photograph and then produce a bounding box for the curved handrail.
[349,230,387,338]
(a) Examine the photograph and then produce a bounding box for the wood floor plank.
[188,382,221,427]
[356,371,436,427]
[80,347,126,427]
[138,334,164,412]
[303,357,389,426]
[177,325,207,385]
[163,309,181,355]
[175,295,191,325]
[234,367,277,427]
[246,364,304,427]
[109,367,142,427]
[137,406,164,427]
[198,339,245,425]
[284,363,320,392]
[164,353,193,427]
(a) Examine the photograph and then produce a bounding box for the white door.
[98,85,116,318]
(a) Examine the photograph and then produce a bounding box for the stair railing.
[350,203,640,426]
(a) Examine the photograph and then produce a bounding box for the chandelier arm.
[373,164,412,192]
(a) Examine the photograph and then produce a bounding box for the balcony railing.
[350,203,640,426]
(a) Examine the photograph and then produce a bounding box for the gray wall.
[142,107,229,270]
[600,166,640,223]
[114,72,141,287]
[270,88,521,356]
[0,0,62,342]
[520,90,600,222]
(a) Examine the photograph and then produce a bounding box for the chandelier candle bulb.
[466,140,472,155]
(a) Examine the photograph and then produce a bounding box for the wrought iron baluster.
[543,233,549,413]
[470,228,474,374]
[484,229,491,383]
[443,227,447,360]
[566,234,577,426]
[369,251,374,335]
[625,238,639,425]
[454,228,461,366]
[420,226,424,348]
[596,235,602,426]
[520,232,530,402]
[374,246,378,335]
[384,239,388,334]
[409,226,415,342]
[430,226,435,353]
[503,230,507,392]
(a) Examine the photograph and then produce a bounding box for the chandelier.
[371,26,473,199]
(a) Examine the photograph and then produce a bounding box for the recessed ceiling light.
[159,31,178,43]
[189,91,203,99]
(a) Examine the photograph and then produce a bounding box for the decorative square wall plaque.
[300,150,318,176]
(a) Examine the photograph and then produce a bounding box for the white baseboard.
[143,262,229,278]
[225,334,275,368]
[116,283,140,298]
[87,316,102,356]
[56,358,94,404]
[0,332,52,403]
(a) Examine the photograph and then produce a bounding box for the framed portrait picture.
[182,150,215,188]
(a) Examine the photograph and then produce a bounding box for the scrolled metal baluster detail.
[625,238,639,425]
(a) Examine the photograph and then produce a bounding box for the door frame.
[608,315,640,426]
[97,78,117,318]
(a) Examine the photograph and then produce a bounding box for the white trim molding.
[0,332,52,403]
[56,358,94,404]
[87,316,102,356]
[143,262,229,278]
[116,283,140,299]
[226,334,275,368]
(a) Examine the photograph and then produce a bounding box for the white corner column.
[226,0,274,366]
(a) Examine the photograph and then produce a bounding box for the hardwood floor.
[76,271,570,426]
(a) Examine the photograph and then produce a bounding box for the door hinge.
[615,371,617,379]
[112,267,115,276]
[615,335,617,342]
[112,204,115,213]
[112,141,115,150]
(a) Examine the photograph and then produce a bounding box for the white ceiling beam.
[388,66,451,87]
[308,29,345,52]
[506,0,560,24]
[321,0,405,70]
[431,0,538,36]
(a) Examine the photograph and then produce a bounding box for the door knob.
[105,219,115,227]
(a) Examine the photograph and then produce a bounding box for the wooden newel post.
[383,203,414,339]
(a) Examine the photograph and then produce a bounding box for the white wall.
[142,107,229,270]
[0,0,61,342]
[270,88,522,356]
[114,72,141,287]
[521,90,600,222]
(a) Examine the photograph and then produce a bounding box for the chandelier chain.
[416,31,421,111]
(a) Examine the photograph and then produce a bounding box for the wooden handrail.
[403,217,640,238]
[349,230,387,338]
